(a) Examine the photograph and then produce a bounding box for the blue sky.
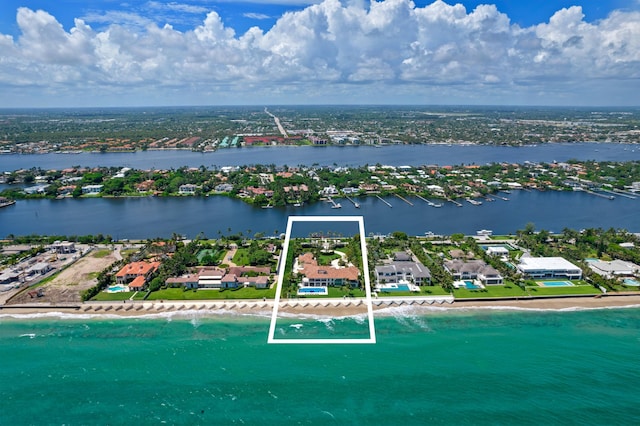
[0,0,639,107]
[2,1,636,36]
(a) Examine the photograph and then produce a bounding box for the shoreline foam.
[2,294,640,320]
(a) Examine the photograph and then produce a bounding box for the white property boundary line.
[267,216,376,344]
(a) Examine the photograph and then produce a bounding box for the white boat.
[354,203,360,208]
[331,203,342,209]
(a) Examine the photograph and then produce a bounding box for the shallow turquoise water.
[2,308,640,425]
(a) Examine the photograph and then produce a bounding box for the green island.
[2,160,639,208]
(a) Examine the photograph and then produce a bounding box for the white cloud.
[1,0,640,106]
[244,13,272,20]
[147,1,209,14]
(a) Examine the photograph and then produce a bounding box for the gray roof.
[393,252,412,262]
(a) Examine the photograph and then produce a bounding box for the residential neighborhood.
[2,159,640,209]
[1,226,639,306]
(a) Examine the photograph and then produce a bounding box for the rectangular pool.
[380,284,410,292]
[537,281,574,287]
[297,287,328,295]
[464,281,482,290]
[623,278,640,286]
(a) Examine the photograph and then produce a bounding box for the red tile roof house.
[297,253,360,287]
[115,261,161,289]
[128,276,147,292]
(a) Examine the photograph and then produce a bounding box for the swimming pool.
[379,284,411,292]
[537,281,574,287]
[107,285,127,293]
[623,278,640,286]
[464,281,482,290]
[297,287,328,295]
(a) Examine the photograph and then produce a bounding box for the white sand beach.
[2,294,640,319]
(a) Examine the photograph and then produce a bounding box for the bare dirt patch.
[8,249,119,305]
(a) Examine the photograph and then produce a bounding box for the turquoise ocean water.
[2,307,640,425]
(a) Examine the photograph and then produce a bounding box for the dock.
[447,198,463,207]
[466,198,483,206]
[394,193,413,206]
[375,195,392,207]
[600,188,636,199]
[327,197,342,209]
[415,194,443,207]
[582,189,614,200]
[345,195,360,208]
[488,193,509,201]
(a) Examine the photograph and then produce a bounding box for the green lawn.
[289,287,367,298]
[121,248,139,258]
[327,287,365,298]
[232,248,250,266]
[92,250,112,258]
[147,286,276,300]
[197,249,224,263]
[453,284,528,299]
[376,285,451,297]
[526,285,601,296]
[92,291,135,301]
[132,291,148,300]
[317,252,341,266]
[606,284,640,293]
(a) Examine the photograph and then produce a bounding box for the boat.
[354,202,360,208]
[432,203,442,208]
[331,203,342,209]
[261,205,273,209]
[466,198,482,206]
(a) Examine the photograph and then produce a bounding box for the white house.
[444,259,503,285]
[179,184,198,194]
[82,184,103,194]
[589,259,640,278]
[517,257,582,280]
[486,246,509,257]
[375,252,431,285]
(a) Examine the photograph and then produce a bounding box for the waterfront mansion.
[375,251,432,286]
[516,256,582,280]
[443,259,503,285]
[295,252,360,288]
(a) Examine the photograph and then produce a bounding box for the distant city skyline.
[1,0,639,107]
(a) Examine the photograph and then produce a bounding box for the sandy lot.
[7,249,120,305]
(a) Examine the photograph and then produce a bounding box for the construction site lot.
[7,246,120,305]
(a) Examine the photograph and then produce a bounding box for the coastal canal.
[1,142,639,172]
[2,190,638,239]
